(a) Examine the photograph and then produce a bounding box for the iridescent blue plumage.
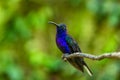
[49,21,93,76]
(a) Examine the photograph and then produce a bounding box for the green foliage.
[0,0,120,80]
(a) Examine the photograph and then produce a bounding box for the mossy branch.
[62,52,120,61]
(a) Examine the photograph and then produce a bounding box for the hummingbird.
[49,21,93,76]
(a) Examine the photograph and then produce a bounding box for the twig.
[62,52,120,61]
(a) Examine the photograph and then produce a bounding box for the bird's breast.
[56,37,71,54]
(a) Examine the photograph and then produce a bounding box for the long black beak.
[48,21,58,26]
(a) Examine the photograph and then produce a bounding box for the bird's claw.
[62,54,67,62]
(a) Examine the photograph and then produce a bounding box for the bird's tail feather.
[67,57,93,76]
[83,64,93,76]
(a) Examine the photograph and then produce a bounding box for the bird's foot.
[61,54,67,62]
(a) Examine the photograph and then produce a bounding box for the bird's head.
[48,21,67,33]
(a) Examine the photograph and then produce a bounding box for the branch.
[62,52,120,61]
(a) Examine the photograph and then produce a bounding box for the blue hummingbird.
[49,21,93,76]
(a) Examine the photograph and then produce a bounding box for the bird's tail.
[83,64,93,76]
[67,57,93,76]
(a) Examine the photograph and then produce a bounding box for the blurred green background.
[0,0,120,80]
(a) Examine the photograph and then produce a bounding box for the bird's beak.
[48,21,59,26]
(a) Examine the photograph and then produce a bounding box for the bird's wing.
[65,35,84,71]
[66,35,81,53]
[65,35,81,53]
[65,35,93,76]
